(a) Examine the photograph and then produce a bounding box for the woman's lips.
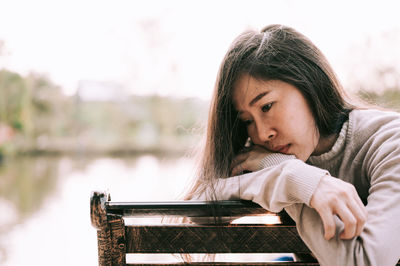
[273,144,291,154]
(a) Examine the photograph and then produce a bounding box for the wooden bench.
[90,191,321,265]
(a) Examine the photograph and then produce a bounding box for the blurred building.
[77,80,129,102]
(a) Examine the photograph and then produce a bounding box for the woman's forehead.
[234,74,261,94]
[232,75,303,111]
[232,79,262,113]
[232,75,273,106]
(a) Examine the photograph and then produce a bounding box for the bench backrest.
[90,191,317,265]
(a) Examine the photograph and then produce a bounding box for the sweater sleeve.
[211,157,328,212]
[285,128,400,266]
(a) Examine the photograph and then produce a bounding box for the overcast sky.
[1,0,400,99]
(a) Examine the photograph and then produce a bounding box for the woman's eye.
[244,120,253,126]
[261,103,273,112]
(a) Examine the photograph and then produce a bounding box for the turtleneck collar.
[308,116,351,165]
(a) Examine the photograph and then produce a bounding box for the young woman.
[186,24,400,265]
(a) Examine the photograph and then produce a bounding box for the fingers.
[336,186,367,239]
[318,201,366,240]
[230,146,272,176]
[335,202,357,239]
[318,207,336,240]
[231,161,247,176]
[311,176,368,241]
[318,201,365,240]
[342,196,367,238]
[230,153,249,170]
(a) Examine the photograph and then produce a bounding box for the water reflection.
[0,156,59,221]
[0,154,195,265]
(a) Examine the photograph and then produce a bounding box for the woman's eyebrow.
[249,91,269,106]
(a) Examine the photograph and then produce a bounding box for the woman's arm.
[195,143,399,265]
[286,171,400,265]
[286,142,400,266]
[309,175,367,240]
[209,152,385,265]
[210,158,327,212]
[230,147,367,240]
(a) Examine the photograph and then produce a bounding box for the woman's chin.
[294,153,308,162]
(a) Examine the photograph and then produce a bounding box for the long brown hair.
[185,24,353,200]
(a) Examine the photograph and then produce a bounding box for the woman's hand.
[310,175,368,240]
[230,145,274,176]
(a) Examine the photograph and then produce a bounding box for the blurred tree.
[73,94,207,153]
[0,70,27,132]
[26,72,74,139]
[0,69,75,155]
[0,40,4,56]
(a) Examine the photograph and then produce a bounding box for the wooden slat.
[91,191,113,266]
[126,224,310,254]
[106,200,271,217]
[108,214,126,265]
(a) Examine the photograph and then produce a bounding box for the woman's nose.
[257,123,276,143]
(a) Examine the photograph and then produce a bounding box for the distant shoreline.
[7,147,192,158]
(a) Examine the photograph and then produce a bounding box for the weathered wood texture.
[90,191,314,265]
[91,191,126,266]
[106,200,274,217]
[108,214,126,264]
[91,191,113,266]
[126,225,307,253]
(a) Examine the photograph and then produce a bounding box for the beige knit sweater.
[205,109,400,266]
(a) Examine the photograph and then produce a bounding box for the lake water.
[0,155,290,265]
[0,154,197,265]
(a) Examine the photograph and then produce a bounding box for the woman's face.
[232,74,320,161]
